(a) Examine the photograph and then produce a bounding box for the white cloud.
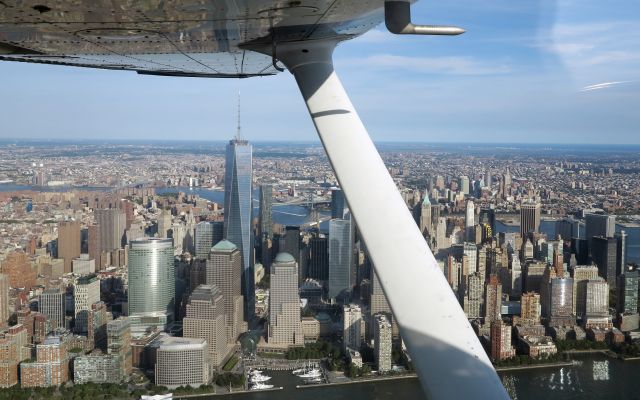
[340,54,511,75]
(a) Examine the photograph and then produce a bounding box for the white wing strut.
[276,40,510,400]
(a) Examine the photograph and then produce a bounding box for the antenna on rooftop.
[235,90,242,141]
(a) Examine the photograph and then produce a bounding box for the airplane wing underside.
[0,0,386,76]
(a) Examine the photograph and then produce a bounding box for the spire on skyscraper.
[235,90,242,140]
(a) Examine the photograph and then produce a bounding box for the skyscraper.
[331,189,347,219]
[616,230,627,274]
[485,275,502,323]
[87,223,101,269]
[206,240,246,340]
[284,226,302,279]
[74,274,101,334]
[1,251,36,290]
[268,253,304,348]
[520,202,540,238]
[157,209,172,239]
[373,313,392,373]
[343,304,362,351]
[617,269,639,331]
[328,218,353,302]
[572,265,599,315]
[154,337,210,389]
[464,272,484,319]
[224,138,254,319]
[464,200,476,241]
[0,274,8,328]
[520,292,541,325]
[128,238,175,333]
[585,213,616,244]
[419,196,432,236]
[308,235,329,280]
[490,321,515,361]
[183,284,231,368]
[194,221,223,260]
[39,289,65,329]
[107,317,132,376]
[459,176,470,195]
[258,183,273,269]
[95,209,126,253]
[58,220,81,274]
[548,277,575,327]
[258,183,273,240]
[591,236,618,289]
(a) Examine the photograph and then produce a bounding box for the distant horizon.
[2,138,640,147]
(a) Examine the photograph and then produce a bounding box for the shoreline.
[174,386,284,399]
[296,373,418,390]
[495,361,575,372]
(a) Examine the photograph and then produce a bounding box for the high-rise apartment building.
[520,202,541,238]
[485,275,502,323]
[224,138,254,320]
[268,253,304,349]
[74,274,101,334]
[490,321,515,361]
[39,289,65,329]
[328,218,353,302]
[95,209,126,253]
[128,238,175,333]
[206,240,246,341]
[343,304,362,351]
[183,284,232,369]
[87,223,102,268]
[58,220,81,274]
[464,272,484,319]
[0,251,36,290]
[465,200,475,241]
[21,335,69,387]
[520,292,541,325]
[107,317,132,376]
[373,313,392,373]
[0,274,9,327]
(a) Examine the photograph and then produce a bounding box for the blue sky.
[0,0,638,143]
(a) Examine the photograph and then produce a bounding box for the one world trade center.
[224,137,254,320]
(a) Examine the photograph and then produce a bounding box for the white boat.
[298,369,322,379]
[250,382,274,390]
[305,377,323,383]
[292,368,306,375]
[140,394,173,400]
[249,374,272,383]
[249,369,264,376]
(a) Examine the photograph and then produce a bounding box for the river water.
[189,355,640,400]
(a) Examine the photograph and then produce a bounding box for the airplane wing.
[0,1,510,399]
[0,0,383,76]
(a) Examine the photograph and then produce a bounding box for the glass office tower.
[224,138,254,319]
